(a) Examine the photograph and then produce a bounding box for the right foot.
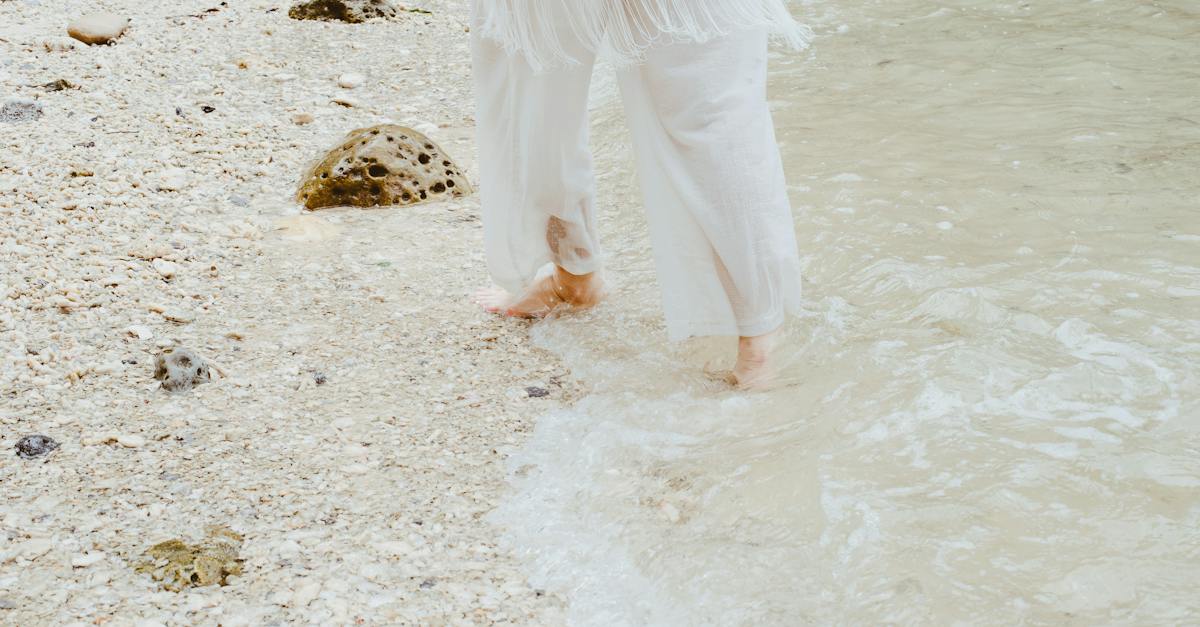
[474,267,605,318]
[729,327,782,390]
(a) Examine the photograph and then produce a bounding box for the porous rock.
[67,13,130,45]
[135,526,244,591]
[296,124,471,210]
[1,98,43,124]
[16,435,60,459]
[153,347,211,392]
[288,0,397,23]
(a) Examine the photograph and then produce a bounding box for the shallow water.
[491,2,1200,624]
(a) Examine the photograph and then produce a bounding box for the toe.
[474,287,511,313]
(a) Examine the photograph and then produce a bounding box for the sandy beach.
[6,0,1200,624]
[2,0,575,623]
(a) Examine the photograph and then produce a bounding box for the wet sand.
[493,2,1200,624]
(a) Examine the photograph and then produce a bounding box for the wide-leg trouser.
[471,26,803,341]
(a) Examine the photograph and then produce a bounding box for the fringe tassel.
[473,0,813,72]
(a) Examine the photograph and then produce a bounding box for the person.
[469,0,810,388]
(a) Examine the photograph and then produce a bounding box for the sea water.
[491,1,1200,624]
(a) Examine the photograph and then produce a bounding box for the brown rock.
[67,13,130,45]
[288,0,398,23]
[296,124,471,210]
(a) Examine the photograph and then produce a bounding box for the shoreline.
[1,1,574,623]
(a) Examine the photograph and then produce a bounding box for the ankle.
[738,328,780,358]
[553,266,598,294]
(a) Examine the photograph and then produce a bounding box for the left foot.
[474,266,605,318]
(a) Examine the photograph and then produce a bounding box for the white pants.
[471,16,803,340]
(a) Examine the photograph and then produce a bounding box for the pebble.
[292,112,315,125]
[117,434,146,448]
[1,98,43,124]
[16,434,61,459]
[156,169,189,192]
[342,463,369,475]
[152,259,180,279]
[67,13,131,45]
[161,308,195,324]
[337,72,365,89]
[71,551,106,568]
[525,386,549,398]
[21,538,54,559]
[331,96,360,108]
[291,581,321,608]
[659,501,681,523]
[126,325,154,340]
[41,37,79,52]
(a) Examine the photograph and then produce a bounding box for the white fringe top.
[472,0,813,72]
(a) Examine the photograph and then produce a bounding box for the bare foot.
[730,327,782,390]
[474,266,605,318]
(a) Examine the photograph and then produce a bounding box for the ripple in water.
[492,1,1200,624]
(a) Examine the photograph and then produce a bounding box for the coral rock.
[135,526,244,591]
[288,0,398,23]
[297,124,471,210]
[153,347,211,392]
[16,435,60,459]
[67,13,130,45]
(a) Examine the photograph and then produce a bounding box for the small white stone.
[117,434,145,448]
[342,463,369,475]
[157,169,189,192]
[126,325,154,340]
[68,13,130,46]
[152,259,180,279]
[291,581,321,608]
[71,551,106,568]
[161,308,195,324]
[337,73,365,89]
[660,501,681,523]
[22,538,54,559]
[376,541,410,556]
[91,362,123,375]
[413,121,439,136]
[42,37,79,52]
[936,221,954,230]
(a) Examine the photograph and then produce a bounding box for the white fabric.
[472,12,803,340]
[472,0,812,72]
